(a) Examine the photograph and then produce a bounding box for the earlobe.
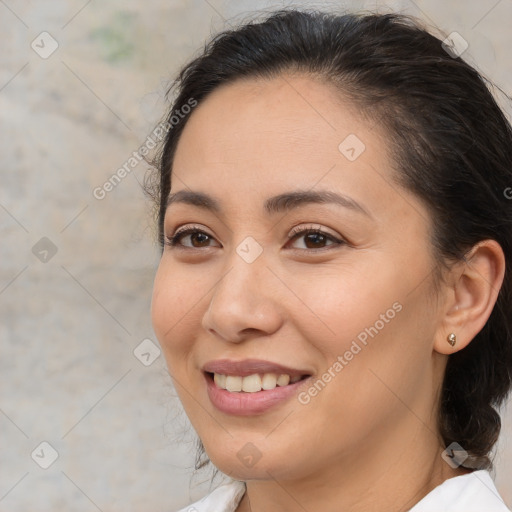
[434,240,506,355]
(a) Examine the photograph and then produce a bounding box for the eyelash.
[164,224,346,252]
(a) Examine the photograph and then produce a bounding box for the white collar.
[176,470,510,512]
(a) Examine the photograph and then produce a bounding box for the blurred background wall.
[1,0,510,510]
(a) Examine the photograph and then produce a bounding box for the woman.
[148,8,512,511]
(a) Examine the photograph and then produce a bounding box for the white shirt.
[175,470,511,512]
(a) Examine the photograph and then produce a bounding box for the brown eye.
[288,228,345,250]
[165,228,219,249]
[186,232,211,247]
[303,231,329,249]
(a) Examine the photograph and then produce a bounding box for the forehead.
[169,73,428,231]
[173,73,377,179]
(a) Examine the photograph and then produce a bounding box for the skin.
[151,73,505,512]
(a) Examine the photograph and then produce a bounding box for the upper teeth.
[213,373,302,392]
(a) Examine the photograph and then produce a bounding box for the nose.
[201,253,283,344]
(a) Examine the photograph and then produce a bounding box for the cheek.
[289,259,432,408]
[286,259,403,357]
[151,259,205,365]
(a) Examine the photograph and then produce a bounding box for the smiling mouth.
[205,371,310,393]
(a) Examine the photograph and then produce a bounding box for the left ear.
[434,239,506,355]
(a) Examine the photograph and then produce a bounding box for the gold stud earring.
[447,333,457,347]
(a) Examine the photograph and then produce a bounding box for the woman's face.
[151,73,448,481]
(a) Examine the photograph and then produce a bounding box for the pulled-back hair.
[146,8,512,471]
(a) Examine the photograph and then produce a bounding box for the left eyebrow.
[166,189,372,218]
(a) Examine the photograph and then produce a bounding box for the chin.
[203,439,303,481]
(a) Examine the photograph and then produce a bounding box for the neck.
[236,415,472,512]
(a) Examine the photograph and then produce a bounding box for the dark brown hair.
[146,8,512,471]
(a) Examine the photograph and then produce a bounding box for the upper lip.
[202,358,312,378]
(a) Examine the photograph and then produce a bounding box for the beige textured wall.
[1,0,510,510]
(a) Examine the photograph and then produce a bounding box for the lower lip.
[205,373,310,416]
